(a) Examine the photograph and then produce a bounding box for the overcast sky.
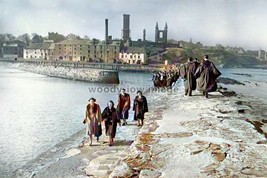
[0,0,266,50]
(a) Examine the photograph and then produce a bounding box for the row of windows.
[121,54,141,59]
[57,51,117,55]
[57,45,117,50]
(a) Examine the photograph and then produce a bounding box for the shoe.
[122,123,126,126]
[205,92,208,98]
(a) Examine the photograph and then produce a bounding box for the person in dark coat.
[194,54,221,98]
[117,89,131,126]
[133,91,148,127]
[183,57,199,96]
[101,100,120,146]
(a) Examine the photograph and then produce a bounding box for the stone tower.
[122,14,130,42]
[105,19,109,45]
[143,29,146,41]
[155,22,168,44]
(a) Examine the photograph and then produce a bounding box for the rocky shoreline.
[12,79,267,178]
[110,83,267,177]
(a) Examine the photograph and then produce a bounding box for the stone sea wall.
[12,62,120,84]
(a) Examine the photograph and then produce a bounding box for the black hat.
[88,97,96,102]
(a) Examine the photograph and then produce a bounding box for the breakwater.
[5,60,120,84]
[1,59,163,73]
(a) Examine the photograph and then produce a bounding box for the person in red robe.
[117,89,131,126]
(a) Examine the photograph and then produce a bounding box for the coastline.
[109,81,267,177]
[11,79,267,178]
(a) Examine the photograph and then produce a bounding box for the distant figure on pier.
[101,100,121,146]
[83,97,102,146]
[194,55,221,98]
[181,57,199,96]
[133,91,148,127]
[117,89,131,126]
[152,70,179,88]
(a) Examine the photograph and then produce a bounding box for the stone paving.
[84,151,128,178]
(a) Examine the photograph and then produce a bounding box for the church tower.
[155,22,168,44]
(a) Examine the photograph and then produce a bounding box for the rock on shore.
[12,62,119,84]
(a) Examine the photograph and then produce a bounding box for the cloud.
[0,0,267,50]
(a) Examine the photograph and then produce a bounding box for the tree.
[83,35,90,40]
[17,33,31,46]
[66,33,81,40]
[31,34,44,43]
[48,32,65,43]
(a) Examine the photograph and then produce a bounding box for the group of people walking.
[152,54,221,98]
[152,69,179,88]
[83,89,148,146]
[82,54,220,147]
[180,54,221,98]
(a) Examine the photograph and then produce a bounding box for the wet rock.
[208,143,221,151]
[256,140,267,144]
[211,150,226,162]
[241,167,267,177]
[139,170,161,178]
[232,73,252,77]
[63,148,81,158]
[202,163,219,174]
[190,150,203,155]
[156,132,193,138]
[109,162,133,178]
[218,90,237,97]
[217,77,245,85]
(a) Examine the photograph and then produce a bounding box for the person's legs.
[185,89,188,96]
[137,119,141,126]
[205,91,208,98]
[89,121,96,145]
[89,134,93,146]
[188,89,192,96]
[122,110,129,125]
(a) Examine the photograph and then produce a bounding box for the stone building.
[2,41,25,60]
[23,41,54,60]
[119,47,147,64]
[53,39,120,63]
